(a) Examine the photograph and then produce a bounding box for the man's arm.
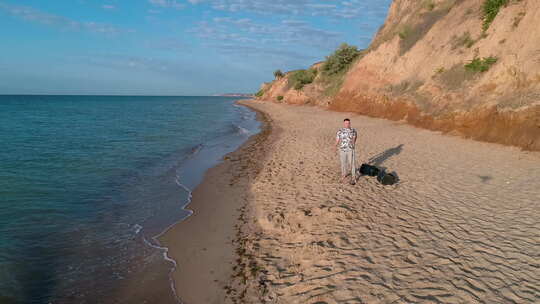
[335,137,340,151]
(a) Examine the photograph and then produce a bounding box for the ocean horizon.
[0,95,260,303]
[0,94,250,97]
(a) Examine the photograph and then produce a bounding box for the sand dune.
[229,100,540,304]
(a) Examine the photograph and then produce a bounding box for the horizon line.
[0,94,254,97]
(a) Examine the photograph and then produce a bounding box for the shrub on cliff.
[423,0,436,11]
[398,26,412,40]
[274,69,284,79]
[465,56,498,72]
[255,89,264,97]
[288,69,317,90]
[452,31,476,49]
[277,95,284,101]
[482,0,509,31]
[322,43,361,75]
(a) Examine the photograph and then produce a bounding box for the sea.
[0,95,260,304]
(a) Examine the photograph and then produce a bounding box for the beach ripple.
[230,101,540,304]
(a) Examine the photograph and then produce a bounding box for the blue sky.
[0,0,392,95]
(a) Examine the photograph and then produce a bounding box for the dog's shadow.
[368,144,404,166]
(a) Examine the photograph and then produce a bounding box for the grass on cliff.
[277,43,363,95]
[321,43,362,75]
[436,58,497,91]
[482,0,509,31]
[513,11,526,28]
[255,89,264,97]
[423,0,436,11]
[452,31,476,49]
[465,56,498,72]
[288,68,317,90]
[318,43,364,96]
[273,69,284,79]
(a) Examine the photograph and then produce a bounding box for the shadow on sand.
[478,175,493,183]
[368,144,404,166]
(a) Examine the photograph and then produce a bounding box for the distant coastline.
[215,93,254,97]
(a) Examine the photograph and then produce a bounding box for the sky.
[0,0,392,95]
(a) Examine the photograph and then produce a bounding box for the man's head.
[343,118,351,128]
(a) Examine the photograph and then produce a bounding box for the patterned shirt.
[336,128,357,151]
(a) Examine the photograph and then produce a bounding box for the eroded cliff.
[257,0,540,150]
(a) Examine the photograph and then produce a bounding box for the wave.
[187,143,203,158]
[233,124,250,135]
[222,123,250,136]
[134,176,194,304]
[133,224,143,234]
[129,106,258,304]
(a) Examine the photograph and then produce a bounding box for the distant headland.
[215,93,254,97]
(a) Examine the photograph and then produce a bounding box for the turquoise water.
[0,95,259,303]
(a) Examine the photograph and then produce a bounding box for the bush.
[322,43,361,75]
[482,0,509,31]
[465,56,498,72]
[435,67,445,74]
[288,69,317,90]
[452,31,476,49]
[277,95,284,101]
[273,69,284,79]
[255,89,264,97]
[513,11,526,28]
[423,0,435,11]
[398,26,412,40]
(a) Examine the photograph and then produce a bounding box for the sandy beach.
[162,99,539,304]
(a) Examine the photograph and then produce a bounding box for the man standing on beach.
[335,118,357,184]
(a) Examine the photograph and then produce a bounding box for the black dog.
[359,163,398,186]
[359,164,379,176]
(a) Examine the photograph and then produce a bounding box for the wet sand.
[158,104,272,304]
[163,99,540,303]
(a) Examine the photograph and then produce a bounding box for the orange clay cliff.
[256,0,540,151]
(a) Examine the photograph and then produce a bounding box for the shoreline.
[158,100,272,303]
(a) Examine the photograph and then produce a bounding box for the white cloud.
[191,17,341,51]
[0,2,131,35]
[182,0,393,70]
[212,44,311,61]
[186,0,385,19]
[148,0,184,9]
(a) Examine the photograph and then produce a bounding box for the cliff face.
[258,0,540,150]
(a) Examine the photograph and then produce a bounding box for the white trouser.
[339,149,355,178]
